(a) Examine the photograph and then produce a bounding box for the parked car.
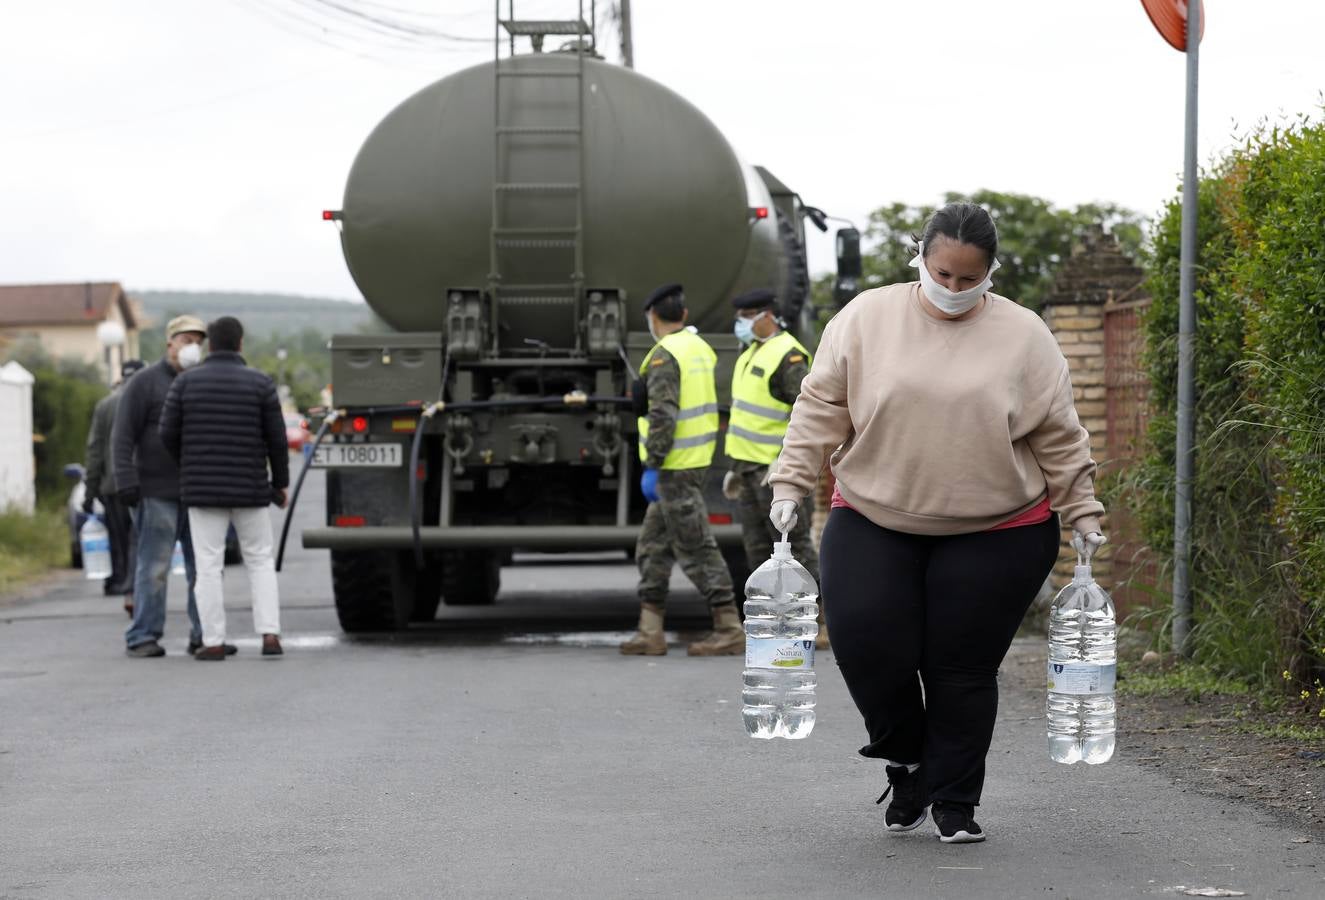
[284,412,311,453]
[63,463,240,568]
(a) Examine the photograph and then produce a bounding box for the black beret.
[643,282,684,312]
[731,288,776,311]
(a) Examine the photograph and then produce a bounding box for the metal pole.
[619,0,633,68]
[1172,1,1200,657]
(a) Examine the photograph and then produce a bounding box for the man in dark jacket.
[84,358,146,601]
[113,316,208,657]
[160,315,290,660]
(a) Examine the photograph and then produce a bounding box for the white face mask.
[646,314,660,343]
[909,241,1001,316]
[178,342,203,370]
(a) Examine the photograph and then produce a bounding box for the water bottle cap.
[772,540,793,560]
[1074,564,1092,583]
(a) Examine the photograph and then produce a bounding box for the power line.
[300,0,490,43]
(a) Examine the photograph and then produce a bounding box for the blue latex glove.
[640,467,660,503]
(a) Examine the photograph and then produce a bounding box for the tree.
[859,190,1145,312]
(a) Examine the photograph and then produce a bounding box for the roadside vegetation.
[1110,109,1325,728]
[0,501,68,595]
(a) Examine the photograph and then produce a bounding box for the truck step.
[495,182,581,192]
[495,238,578,249]
[499,19,590,36]
[496,69,581,78]
[496,126,581,135]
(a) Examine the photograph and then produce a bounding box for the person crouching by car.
[159,316,290,660]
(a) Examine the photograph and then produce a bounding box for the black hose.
[408,405,436,571]
[275,414,336,573]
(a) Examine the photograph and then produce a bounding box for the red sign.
[1141,0,1205,52]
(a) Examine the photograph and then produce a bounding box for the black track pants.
[820,507,1060,806]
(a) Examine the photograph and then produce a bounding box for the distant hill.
[130,290,377,339]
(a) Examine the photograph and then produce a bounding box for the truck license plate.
[311,442,404,468]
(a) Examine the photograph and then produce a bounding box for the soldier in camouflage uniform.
[723,288,826,648]
[621,283,741,657]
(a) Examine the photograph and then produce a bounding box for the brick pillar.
[1037,225,1145,594]
[1041,301,1112,591]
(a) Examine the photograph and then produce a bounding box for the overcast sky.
[3,1,1324,302]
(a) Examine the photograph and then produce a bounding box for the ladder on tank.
[488,1,594,354]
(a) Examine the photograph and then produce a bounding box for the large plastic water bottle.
[79,515,112,581]
[742,538,819,740]
[1047,553,1116,764]
[171,540,186,575]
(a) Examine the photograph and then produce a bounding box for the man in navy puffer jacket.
[160,316,290,660]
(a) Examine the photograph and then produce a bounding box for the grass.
[1120,658,1325,747]
[0,502,70,595]
[1119,660,1253,700]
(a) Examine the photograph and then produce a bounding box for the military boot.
[620,603,667,656]
[815,603,830,651]
[686,603,744,656]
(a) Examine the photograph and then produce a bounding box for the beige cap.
[166,315,207,340]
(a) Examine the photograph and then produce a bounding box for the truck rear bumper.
[302,524,745,551]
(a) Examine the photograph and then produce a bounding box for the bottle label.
[82,538,110,554]
[746,638,814,670]
[1047,661,1116,695]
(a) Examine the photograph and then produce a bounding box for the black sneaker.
[932,801,985,843]
[876,765,928,832]
[125,641,166,658]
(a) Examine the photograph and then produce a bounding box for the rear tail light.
[351,416,369,433]
[708,513,733,525]
[334,515,366,527]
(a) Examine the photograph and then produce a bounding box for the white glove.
[769,500,798,536]
[1072,528,1108,564]
[721,470,741,501]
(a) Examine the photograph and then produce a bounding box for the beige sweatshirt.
[769,283,1104,536]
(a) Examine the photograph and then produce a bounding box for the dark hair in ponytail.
[914,202,999,265]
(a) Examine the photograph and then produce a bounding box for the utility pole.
[1173,2,1201,657]
[619,0,633,68]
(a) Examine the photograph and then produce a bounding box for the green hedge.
[1125,115,1325,693]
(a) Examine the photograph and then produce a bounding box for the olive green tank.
[339,52,788,341]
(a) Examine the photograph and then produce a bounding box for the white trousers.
[187,506,281,647]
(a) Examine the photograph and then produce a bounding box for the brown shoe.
[193,645,227,661]
[123,596,134,618]
[262,634,284,656]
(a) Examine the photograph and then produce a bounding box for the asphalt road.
[1,467,1321,898]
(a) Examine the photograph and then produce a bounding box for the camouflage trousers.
[732,464,820,583]
[636,467,734,610]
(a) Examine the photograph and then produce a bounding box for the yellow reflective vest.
[726,330,811,465]
[638,329,720,470]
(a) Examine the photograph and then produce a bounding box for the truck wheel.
[410,555,444,623]
[330,549,413,631]
[777,214,811,334]
[440,549,501,606]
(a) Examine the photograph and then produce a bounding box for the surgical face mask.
[178,342,203,370]
[646,314,660,343]
[733,315,757,345]
[909,241,1001,316]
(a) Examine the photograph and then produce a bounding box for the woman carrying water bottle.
[767,202,1107,844]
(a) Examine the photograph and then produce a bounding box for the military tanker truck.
[297,8,853,631]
